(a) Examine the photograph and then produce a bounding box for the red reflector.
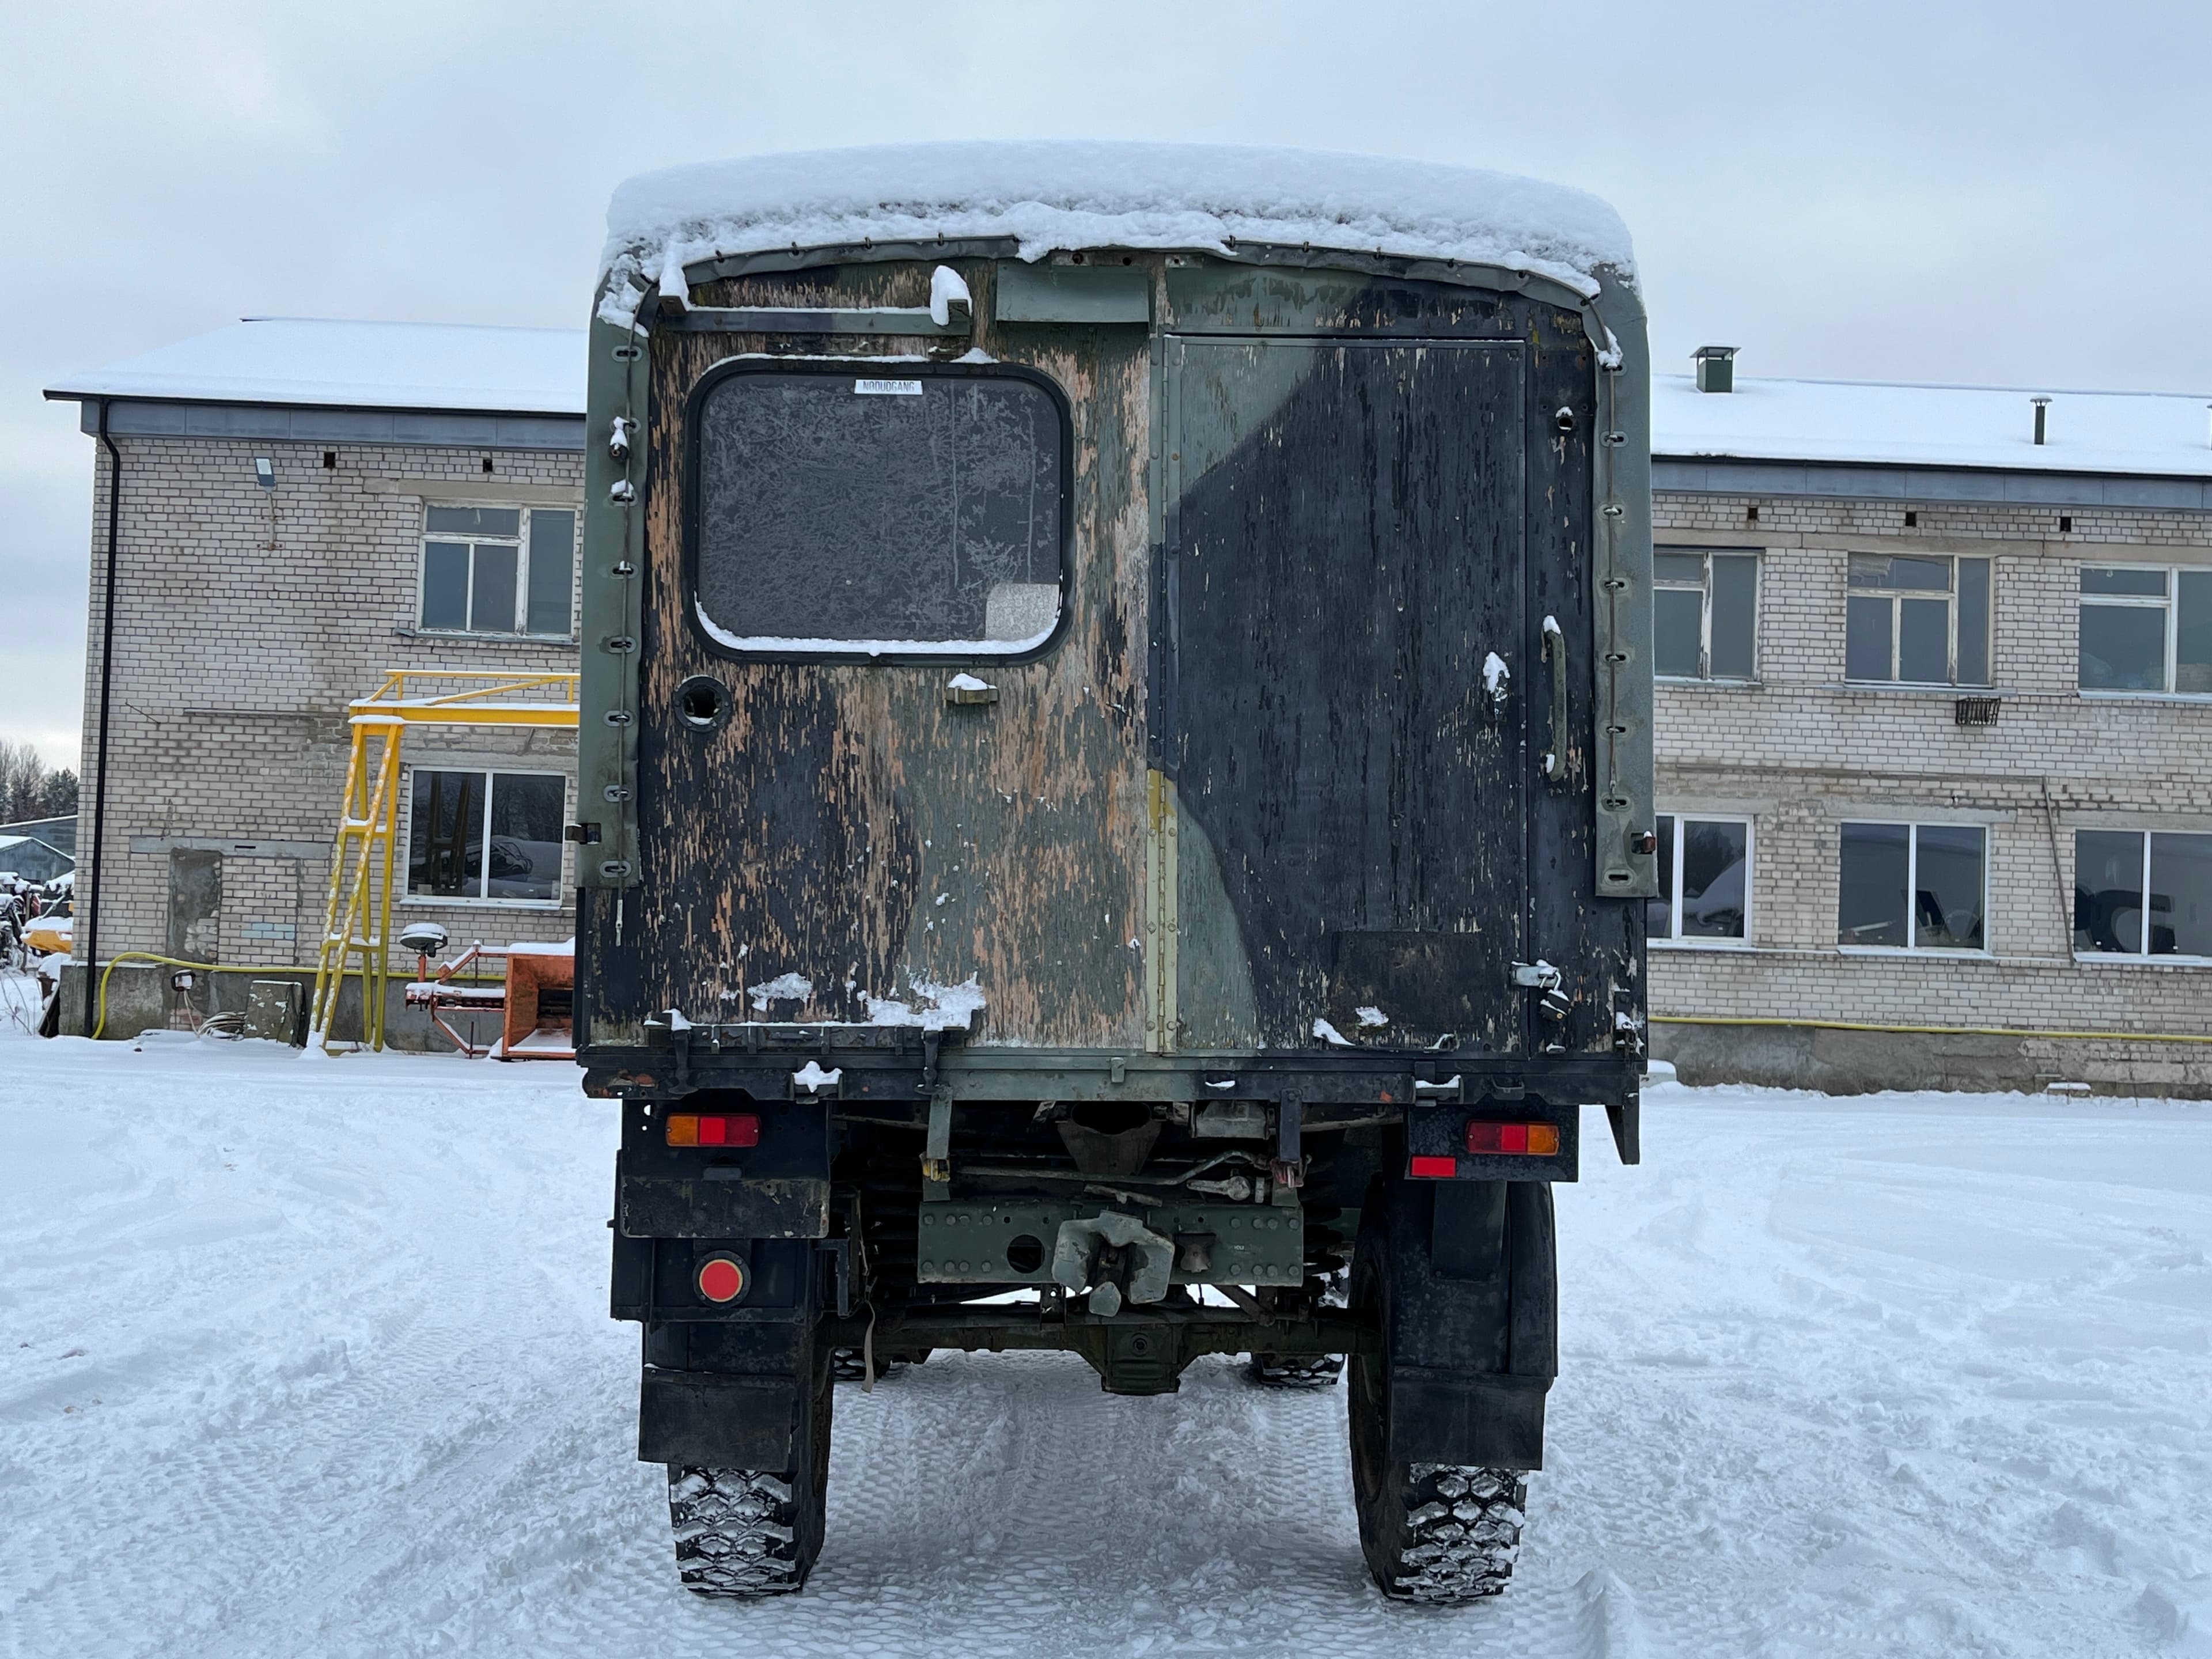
[1409,1155,1458,1179]
[697,1256,747,1304]
[1467,1120,1560,1157]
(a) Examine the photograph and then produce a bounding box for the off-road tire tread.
[1384,1465,1526,1603]
[1244,1353,1344,1389]
[668,1467,808,1597]
[830,1348,908,1383]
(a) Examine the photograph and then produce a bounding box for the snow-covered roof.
[46,318,586,415]
[599,142,1637,329]
[1656,374,2212,479]
[50,312,2212,486]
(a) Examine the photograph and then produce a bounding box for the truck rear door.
[1161,337,1529,1054]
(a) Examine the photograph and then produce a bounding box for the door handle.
[1540,616,1567,783]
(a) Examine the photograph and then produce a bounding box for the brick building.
[1649,358,2212,1092]
[44,320,586,1043]
[44,324,2212,1087]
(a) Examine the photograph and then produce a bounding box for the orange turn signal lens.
[1466,1120,1560,1157]
[665,1112,761,1149]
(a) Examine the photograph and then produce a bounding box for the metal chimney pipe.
[2032,396,2051,445]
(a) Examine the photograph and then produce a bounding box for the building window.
[1647,814,1751,945]
[2078,566,2212,694]
[1653,549,1758,680]
[406,770,566,904]
[1844,554,1991,685]
[1838,821,1986,951]
[2074,830,2212,959]
[418,504,577,637]
[690,365,1068,658]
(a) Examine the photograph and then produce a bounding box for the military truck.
[575,143,1653,1603]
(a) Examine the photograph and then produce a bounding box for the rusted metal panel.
[618,1175,830,1240]
[584,259,1153,1049]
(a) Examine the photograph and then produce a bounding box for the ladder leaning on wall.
[308,671,579,1053]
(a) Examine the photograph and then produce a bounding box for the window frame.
[680,358,1077,666]
[1843,553,1992,688]
[415,502,578,640]
[1652,547,1759,683]
[1648,811,1755,949]
[2077,563,2210,698]
[1835,818,1990,956]
[2072,827,2212,963]
[400,766,570,910]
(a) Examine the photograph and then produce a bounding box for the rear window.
[690,367,1068,656]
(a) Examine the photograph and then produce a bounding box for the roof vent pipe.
[1693,346,1737,394]
[2032,396,2051,445]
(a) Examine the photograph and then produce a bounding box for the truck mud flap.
[1384,1368,1548,1467]
[638,1369,801,1468]
[619,1176,830,1239]
[1382,1178,1557,1468]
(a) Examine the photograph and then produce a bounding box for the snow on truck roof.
[44,318,585,416]
[597,141,1639,326]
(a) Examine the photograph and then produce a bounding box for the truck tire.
[1244,1353,1344,1389]
[830,1349,912,1382]
[667,1356,833,1596]
[1347,1187,1526,1602]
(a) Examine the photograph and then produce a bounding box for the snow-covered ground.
[2,1031,2207,1658]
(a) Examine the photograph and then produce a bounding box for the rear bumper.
[582,1038,1641,1111]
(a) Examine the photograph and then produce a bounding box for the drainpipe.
[85,399,122,1028]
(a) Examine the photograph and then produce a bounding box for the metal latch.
[921,1088,953,1192]
[1612,988,1645,1056]
[1512,960,1573,1022]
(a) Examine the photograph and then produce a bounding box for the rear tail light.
[1408,1155,1458,1179]
[1466,1120,1560,1157]
[665,1111,761,1148]
[696,1255,747,1304]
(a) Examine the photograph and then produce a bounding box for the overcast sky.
[5,0,2209,770]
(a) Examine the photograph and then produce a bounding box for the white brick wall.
[1652,490,2212,1038]
[74,437,584,972]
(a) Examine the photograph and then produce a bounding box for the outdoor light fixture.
[253,457,276,489]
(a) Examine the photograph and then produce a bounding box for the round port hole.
[676,675,732,730]
[1005,1234,1046,1275]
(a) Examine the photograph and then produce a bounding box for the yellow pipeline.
[90,953,325,1041]
[1651,1013,2212,1046]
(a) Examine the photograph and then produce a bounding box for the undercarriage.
[594,1036,1633,1598]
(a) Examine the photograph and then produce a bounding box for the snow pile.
[927,263,972,327]
[600,142,1635,329]
[864,975,987,1032]
[744,971,815,1012]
